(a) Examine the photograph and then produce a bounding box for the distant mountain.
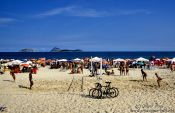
[50,47,82,52]
[50,47,61,52]
[19,48,34,52]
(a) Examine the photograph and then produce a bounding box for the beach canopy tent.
[57,59,67,62]
[136,57,149,62]
[90,57,101,62]
[113,58,125,62]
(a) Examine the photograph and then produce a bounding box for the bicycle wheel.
[106,88,117,98]
[114,87,119,97]
[92,89,102,99]
[89,88,95,97]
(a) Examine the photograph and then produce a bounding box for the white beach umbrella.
[171,58,175,63]
[91,57,101,62]
[166,59,172,62]
[72,58,82,62]
[113,58,125,62]
[26,61,33,64]
[136,57,149,62]
[155,58,160,61]
[11,60,23,65]
[57,59,67,62]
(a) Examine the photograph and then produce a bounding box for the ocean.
[0,52,174,60]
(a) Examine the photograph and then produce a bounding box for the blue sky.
[0,0,175,52]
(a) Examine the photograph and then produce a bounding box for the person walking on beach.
[29,70,34,89]
[141,69,147,81]
[119,63,125,75]
[125,64,129,75]
[155,73,162,87]
[10,69,16,82]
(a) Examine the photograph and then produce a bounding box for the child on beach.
[155,73,162,87]
[141,69,147,81]
[29,70,34,89]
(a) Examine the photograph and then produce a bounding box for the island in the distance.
[19,47,82,52]
[19,48,35,52]
[50,47,82,52]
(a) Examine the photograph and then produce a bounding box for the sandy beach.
[0,67,175,113]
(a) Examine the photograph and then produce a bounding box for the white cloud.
[36,6,110,18]
[0,18,16,24]
[37,6,75,17]
[36,6,151,18]
[116,9,151,16]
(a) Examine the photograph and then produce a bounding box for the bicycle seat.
[95,83,102,88]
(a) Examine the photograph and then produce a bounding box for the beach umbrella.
[21,64,29,67]
[136,57,149,62]
[102,59,108,64]
[39,58,46,61]
[166,59,172,62]
[72,58,82,62]
[171,58,175,63]
[26,61,32,64]
[155,58,160,61]
[91,57,101,62]
[11,60,23,65]
[31,58,36,61]
[113,58,125,62]
[57,59,67,62]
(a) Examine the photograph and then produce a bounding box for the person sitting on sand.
[103,69,114,75]
[141,69,147,81]
[155,73,163,87]
[29,70,34,89]
[111,70,114,75]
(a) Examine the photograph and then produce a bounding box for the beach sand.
[0,67,175,113]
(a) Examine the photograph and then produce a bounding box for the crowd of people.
[0,57,175,89]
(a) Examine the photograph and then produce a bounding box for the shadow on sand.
[81,94,107,99]
[18,85,30,89]
[129,80,143,82]
[3,80,14,82]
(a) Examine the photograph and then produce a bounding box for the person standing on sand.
[141,69,147,81]
[125,64,129,75]
[10,69,16,81]
[155,73,162,87]
[29,70,34,89]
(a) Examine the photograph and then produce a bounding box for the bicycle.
[89,83,102,99]
[89,82,119,99]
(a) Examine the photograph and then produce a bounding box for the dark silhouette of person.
[155,73,162,87]
[141,69,147,81]
[29,70,34,89]
[10,69,16,81]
